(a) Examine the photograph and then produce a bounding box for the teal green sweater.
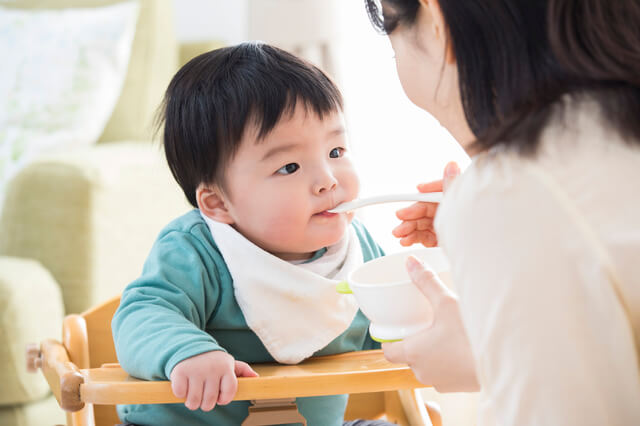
[112,210,384,426]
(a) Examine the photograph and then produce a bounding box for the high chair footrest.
[242,398,307,426]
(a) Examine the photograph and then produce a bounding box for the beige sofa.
[0,1,221,424]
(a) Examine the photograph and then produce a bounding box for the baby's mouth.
[316,210,338,218]
[315,201,342,217]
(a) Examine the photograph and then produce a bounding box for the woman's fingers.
[382,341,407,365]
[393,218,433,237]
[393,220,416,238]
[399,230,437,247]
[416,179,444,193]
[406,256,453,308]
[443,161,460,192]
[396,201,438,221]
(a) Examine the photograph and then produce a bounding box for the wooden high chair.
[27,296,442,426]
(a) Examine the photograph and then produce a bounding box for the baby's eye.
[329,147,345,158]
[276,163,300,175]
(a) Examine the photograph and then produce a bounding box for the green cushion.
[1,0,179,143]
[0,394,66,426]
[0,142,190,314]
[0,256,64,405]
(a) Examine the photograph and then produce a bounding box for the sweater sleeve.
[436,162,640,425]
[112,228,226,380]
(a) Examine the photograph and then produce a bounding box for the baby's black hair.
[159,42,343,207]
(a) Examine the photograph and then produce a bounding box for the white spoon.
[328,192,444,213]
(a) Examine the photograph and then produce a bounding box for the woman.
[365,0,640,424]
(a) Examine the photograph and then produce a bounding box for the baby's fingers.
[235,360,259,377]
[185,378,204,411]
[217,372,238,406]
[170,373,188,399]
[200,379,220,412]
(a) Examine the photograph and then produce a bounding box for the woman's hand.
[382,256,479,393]
[392,162,461,247]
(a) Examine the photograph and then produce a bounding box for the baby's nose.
[313,174,338,194]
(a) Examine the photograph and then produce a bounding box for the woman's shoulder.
[435,98,640,274]
[437,149,539,220]
[441,97,640,223]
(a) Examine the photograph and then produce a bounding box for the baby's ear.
[196,185,234,224]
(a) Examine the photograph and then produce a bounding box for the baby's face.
[220,105,359,260]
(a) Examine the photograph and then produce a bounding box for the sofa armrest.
[178,40,225,67]
[0,142,191,314]
[0,256,64,405]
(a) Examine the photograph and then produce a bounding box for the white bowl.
[338,248,451,342]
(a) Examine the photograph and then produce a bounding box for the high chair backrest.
[65,297,120,368]
[63,297,121,426]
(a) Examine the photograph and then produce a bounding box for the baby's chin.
[316,221,352,248]
[275,215,354,257]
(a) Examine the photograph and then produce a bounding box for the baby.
[112,42,387,425]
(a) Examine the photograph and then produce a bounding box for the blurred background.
[0,1,474,425]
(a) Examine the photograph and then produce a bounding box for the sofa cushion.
[0,256,64,405]
[0,142,190,314]
[0,394,65,426]
[1,0,179,143]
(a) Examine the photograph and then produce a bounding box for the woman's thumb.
[406,255,450,307]
[443,161,460,192]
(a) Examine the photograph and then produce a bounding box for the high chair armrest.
[38,339,86,412]
[78,350,424,405]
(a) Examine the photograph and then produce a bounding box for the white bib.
[201,213,362,364]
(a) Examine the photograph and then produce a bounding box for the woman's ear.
[196,184,234,224]
[418,0,455,64]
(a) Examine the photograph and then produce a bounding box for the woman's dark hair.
[158,42,343,207]
[365,0,640,154]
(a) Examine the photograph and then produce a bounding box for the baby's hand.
[170,350,258,411]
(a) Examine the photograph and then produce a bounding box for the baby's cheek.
[262,210,304,240]
[341,167,360,200]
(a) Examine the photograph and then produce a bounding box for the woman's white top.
[435,100,640,425]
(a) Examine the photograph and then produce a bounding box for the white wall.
[173,0,248,43]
